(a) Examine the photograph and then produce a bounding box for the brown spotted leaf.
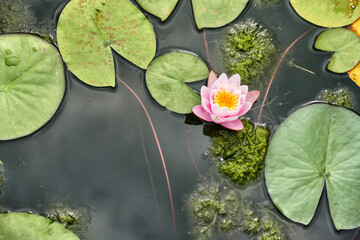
[57,0,156,87]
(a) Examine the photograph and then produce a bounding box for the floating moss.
[221,19,277,86]
[317,88,353,108]
[0,0,54,43]
[45,203,91,238]
[0,0,35,33]
[258,216,283,240]
[186,180,286,240]
[186,182,242,239]
[210,120,270,186]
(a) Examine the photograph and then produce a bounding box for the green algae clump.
[210,120,270,186]
[187,182,242,239]
[45,203,91,238]
[317,88,353,108]
[186,181,287,240]
[0,0,35,33]
[222,19,277,86]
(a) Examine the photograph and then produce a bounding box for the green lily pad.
[0,212,80,239]
[315,28,360,73]
[146,52,209,114]
[192,0,249,29]
[57,0,156,87]
[0,34,65,140]
[136,0,178,21]
[265,104,360,230]
[290,0,360,27]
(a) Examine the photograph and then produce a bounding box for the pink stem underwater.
[203,28,211,64]
[351,227,360,240]
[117,76,177,240]
[257,26,316,122]
[138,115,163,239]
[183,121,202,178]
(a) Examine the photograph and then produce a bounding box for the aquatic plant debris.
[192,0,249,29]
[146,52,209,114]
[192,71,260,130]
[222,19,276,87]
[315,28,360,73]
[317,88,353,108]
[290,0,360,27]
[265,104,360,230]
[0,34,65,140]
[57,0,156,87]
[186,180,286,239]
[136,0,178,21]
[210,120,270,185]
[0,212,79,239]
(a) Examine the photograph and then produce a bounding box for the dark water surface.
[0,0,359,239]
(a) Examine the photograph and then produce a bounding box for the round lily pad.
[146,52,209,114]
[57,0,156,87]
[0,212,80,239]
[0,34,65,140]
[315,28,360,73]
[192,0,249,29]
[265,104,360,230]
[290,0,360,27]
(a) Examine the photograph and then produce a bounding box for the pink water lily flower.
[192,71,260,131]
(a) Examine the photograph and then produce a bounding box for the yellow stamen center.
[213,89,239,110]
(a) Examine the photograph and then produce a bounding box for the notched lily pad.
[146,52,209,114]
[0,34,65,140]
[136,0,178,21]
[315,28,360,73]
[265,104,360,230]
[57,0,156,87]
[290,0,360,27]
[0,212,80,239]
[192,0,249,29]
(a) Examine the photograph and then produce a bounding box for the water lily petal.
[217,73,228,83]
[201,86,210,99]
[212,104,233,118]
[228,73,241,87]
[221,119,244,131]
[202,98,211,113]
[192,105,212,122]
[239,85,248,96]
[245,90,260,104]
[238,102,252,117]
[207,70,218,87]
[210,113,238,123]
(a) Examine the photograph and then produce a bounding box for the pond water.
[0,0,359,239]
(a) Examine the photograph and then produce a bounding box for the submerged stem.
[117,76,177,239]
[257,26,316,122]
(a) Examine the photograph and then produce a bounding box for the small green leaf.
[0,212,80,239]
[290,0,360,27]
[136,0,178,21]
[265,104,360,230]
[0,34,65,140]
[192,0,249,29]
[57,0,156,87]
[315,28,360,73]
[146,52,209,114]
